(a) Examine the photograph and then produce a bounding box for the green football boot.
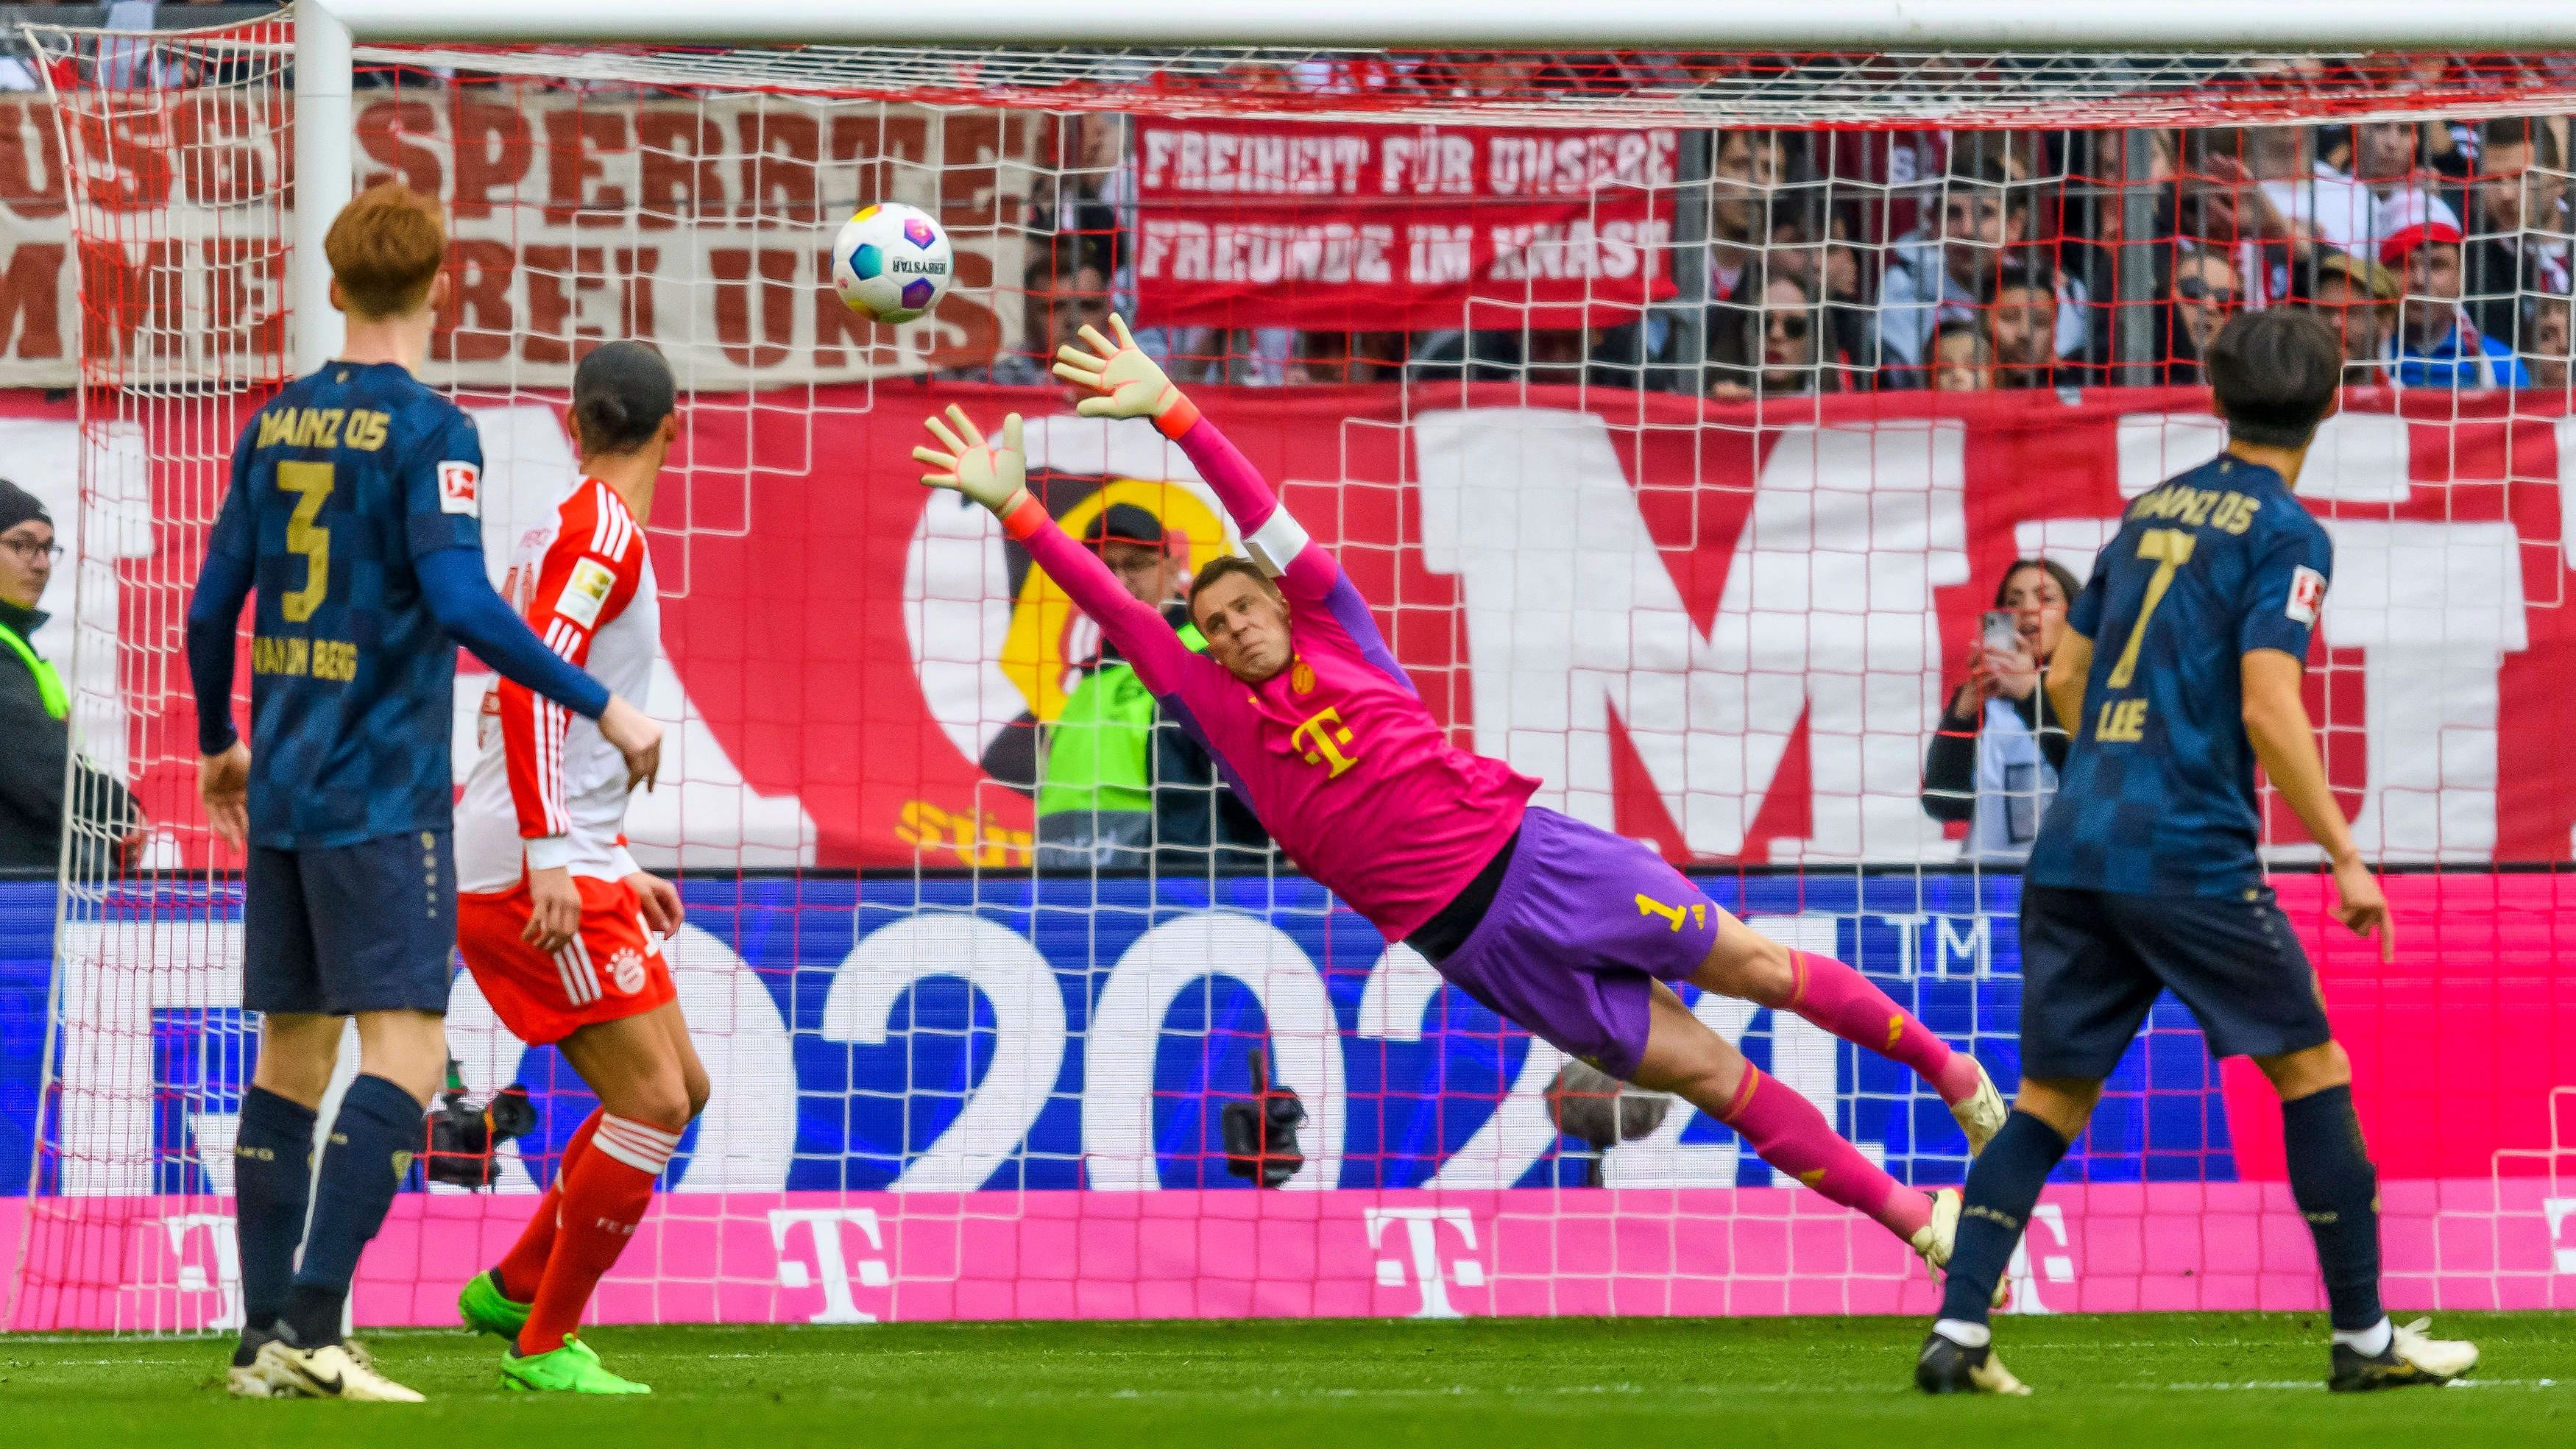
[457,1269,532,1340]
[500,1336,651,1395]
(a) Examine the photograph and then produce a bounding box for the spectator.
[2304,249,2402,383]
[1931,318,1992,393]
[2162,249,2240,384]
[1,480,141,876]
[2530,294,2573,391]
[2243,124,2376,255]
[2382,197,2532,389]
[2352,118,2466,262]
[1879,159,2089,386]
[1711,271,1836,399]
[2462,118,2573,358]
[1708,130,1786,310]
[1981,256,2079,389]
[1921,558,2077,864]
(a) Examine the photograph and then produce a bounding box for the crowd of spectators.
[991,113,2575,400]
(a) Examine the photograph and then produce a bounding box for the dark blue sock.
[286,1074,422,1345]
[1938,1110,2071,1325]
[2282,1084,2384,1332]
[231,1086,316,1336]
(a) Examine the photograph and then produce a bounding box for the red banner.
[1132,119,1679,331]
[18,383,2576,872]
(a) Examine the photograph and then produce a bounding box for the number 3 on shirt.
[2104,527,2195,690]
[277,461,333,623]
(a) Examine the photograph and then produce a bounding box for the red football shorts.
[457,874,677,1046]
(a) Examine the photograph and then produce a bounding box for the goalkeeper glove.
[913,405,1027,514]
[1052,313,1193,428]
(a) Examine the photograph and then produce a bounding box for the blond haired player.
[449,341,709,1395]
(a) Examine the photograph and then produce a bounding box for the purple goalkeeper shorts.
[1432,807,1722,1081]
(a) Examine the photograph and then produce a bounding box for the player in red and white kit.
[450,342,707,1395]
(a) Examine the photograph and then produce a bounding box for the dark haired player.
[187,183,663,1401]
[450,341,706,1395]
[1915,309,2478,1395]
[911,317,2012,1279]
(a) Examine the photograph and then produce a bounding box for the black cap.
[0,478,47,537]
[1083,503,1167,552]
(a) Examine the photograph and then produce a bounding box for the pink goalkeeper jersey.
[1008,409,1535,939]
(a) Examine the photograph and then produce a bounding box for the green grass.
[4,1312,2570,1448]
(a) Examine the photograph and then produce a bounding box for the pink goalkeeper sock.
[1785,949,1981,1105]
[1719,1067,1931,1241]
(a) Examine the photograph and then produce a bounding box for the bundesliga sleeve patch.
[438,460,481,517]
[2286,564,2326,626]
[559,556,618,628]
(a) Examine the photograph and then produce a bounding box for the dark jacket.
[1,598,141,874]
[1920,684,2070,825]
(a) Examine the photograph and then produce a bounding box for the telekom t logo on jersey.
[1289,706,1359,777]
[1365,1208,1486,1318]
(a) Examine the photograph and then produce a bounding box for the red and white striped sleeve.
[497,481,646,863]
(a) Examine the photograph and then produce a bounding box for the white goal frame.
[290,0,2576,372]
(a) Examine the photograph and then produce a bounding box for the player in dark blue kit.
[1915,311,2477,1395]
[185,183,666,1403]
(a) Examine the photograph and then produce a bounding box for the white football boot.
[252,1337,425,1403]
[2329,1318,2478,1392]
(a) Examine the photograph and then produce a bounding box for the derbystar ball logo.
[891,258,946,274]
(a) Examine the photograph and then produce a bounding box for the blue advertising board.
[0,871,2233,1198]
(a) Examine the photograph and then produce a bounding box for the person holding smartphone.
[1922,558,2079,862]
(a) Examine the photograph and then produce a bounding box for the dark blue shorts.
[2017,883,2332,1080]
[244,829,457,1017]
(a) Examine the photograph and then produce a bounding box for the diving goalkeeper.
[912,318,2007,1269]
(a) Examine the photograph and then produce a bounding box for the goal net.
[9,11,2576,1332]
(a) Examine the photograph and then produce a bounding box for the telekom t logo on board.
[158,1214,244,1331]
[769,1208,893,1323]
[1365,1208,1486,1318]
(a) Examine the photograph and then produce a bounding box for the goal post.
[13,1,2576,1334]
[303,0,2576,48]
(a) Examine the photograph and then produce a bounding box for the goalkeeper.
[913,317,2007,1269]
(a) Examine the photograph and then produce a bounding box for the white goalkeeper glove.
[913,405,1027,514]
[1052,313,1191,425]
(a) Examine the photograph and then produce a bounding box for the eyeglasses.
[0,536,62,563]
[1766,312,1813,341]
[2176,276,2238,307]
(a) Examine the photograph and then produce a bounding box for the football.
[830,202,953,324]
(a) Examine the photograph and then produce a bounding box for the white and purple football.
[831,202,953,325]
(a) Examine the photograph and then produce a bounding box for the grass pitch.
[4,1311,2569,1448]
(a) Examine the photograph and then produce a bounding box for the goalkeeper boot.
[252,1336,425,1403]
[459,1268,533,1340]
[1914,1331,2031,1396]
[1950,1061,2009,1157]
[1909,1188,2010,1309]
[501,1336,651,1395]
[2329,1318,2478,1392]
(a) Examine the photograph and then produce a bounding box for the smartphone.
[1981,611,2020,656]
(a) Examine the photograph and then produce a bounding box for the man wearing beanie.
[0,478,142,874]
